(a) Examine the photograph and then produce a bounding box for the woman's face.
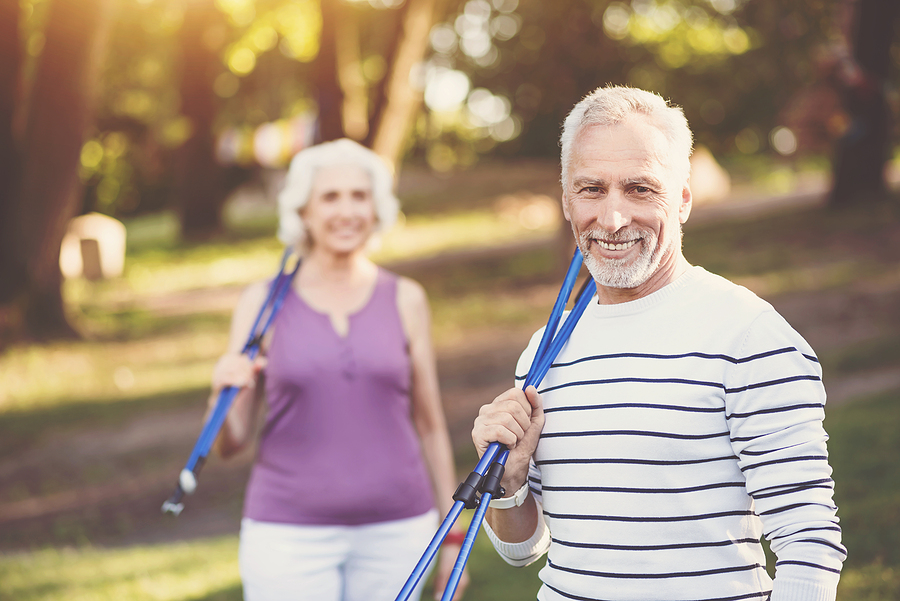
[301,164,377,256]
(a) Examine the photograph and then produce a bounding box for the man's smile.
[595,238,639,252]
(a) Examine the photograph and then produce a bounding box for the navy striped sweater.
[484,266,845,601]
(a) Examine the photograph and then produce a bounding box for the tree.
[0,0,114,344]
[174,0,454,235]
[313,0,454,168]
[829,0,899,206]
[175,1,229,239]
[313,0,346,143]
[0,0,23,307]
[368,0,452,169]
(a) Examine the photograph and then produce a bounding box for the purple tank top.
[243,269,435,526]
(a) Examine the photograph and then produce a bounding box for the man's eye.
[581,186,601,194]
[633,186,651,194]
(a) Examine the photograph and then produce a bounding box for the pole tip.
[161,500,184,516]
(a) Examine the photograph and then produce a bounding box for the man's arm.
[726,310,846,601]
[472,385,551,565]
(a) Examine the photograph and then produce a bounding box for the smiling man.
[472,86,846,601]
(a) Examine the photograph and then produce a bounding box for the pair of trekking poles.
[161,248,300,517]
[161,246,596,601]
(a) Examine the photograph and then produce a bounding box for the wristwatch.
[488,481,530,509]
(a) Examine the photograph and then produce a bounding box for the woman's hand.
[210,353,266,402]
[433,539,469,601]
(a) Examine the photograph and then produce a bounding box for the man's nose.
[596,193,631,232]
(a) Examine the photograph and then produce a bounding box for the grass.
[0,537,242,601]
[0,530,543,601]
[0,173,898,599]
[0,389,896,600]
[828,391,900,600]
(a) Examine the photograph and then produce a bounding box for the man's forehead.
[567,122,673,180]
[568,149,669,181]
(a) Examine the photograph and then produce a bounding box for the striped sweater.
[484,266,845,601]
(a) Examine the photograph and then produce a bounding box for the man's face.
[563,117,692,299]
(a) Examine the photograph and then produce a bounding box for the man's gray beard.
[576,226,674,289]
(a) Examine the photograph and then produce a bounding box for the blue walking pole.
[395,248,597,601]
[438,275,596,601]
[162,248,300,516]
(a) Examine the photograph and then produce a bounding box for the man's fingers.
[472,387,537,456]
[523,385,544,421]
[474,420,525,450]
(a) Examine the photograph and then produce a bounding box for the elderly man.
[472,85,845,601]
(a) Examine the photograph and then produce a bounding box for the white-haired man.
[472,85,845,601]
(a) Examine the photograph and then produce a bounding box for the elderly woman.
[210,139,467,601]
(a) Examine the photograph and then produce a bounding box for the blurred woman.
[211,138,467,601]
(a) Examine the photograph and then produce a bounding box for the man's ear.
[561,194,572,222]
[679,184,692,224]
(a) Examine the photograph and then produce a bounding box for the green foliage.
[19,0,876,217]
[430,0,851,168]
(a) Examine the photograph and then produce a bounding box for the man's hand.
[471,385,544,493]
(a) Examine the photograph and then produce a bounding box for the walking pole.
[395,248,597,601]
[161,248,300,516]
[438,275,596,601]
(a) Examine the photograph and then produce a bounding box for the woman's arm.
[209,281,270,459]
[396,276,468,599]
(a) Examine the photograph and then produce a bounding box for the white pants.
[239,510,438,601]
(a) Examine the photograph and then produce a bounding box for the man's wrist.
[489,481,530,509]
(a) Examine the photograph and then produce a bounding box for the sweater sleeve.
[725,309,846,601]
[482,492,551,567]
[483,330,552,566]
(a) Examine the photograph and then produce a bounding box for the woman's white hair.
[276,138,400,250]
[559,85,694,187]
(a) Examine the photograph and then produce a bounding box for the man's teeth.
[597,239,638,251]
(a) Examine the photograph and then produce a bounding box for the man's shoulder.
[688,266,772,314]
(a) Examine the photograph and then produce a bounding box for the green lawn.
[0,390,896,600]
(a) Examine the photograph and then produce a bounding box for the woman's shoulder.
[233,279,280,319]
[386,271,430,339]
[243,279,275,303]
[391,272,427,307]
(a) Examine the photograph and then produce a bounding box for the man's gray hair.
[277,138,400,250]
[559,85,694,187]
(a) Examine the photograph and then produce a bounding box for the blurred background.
[0,0,898,599]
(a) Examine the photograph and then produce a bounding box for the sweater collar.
[586,265,706,318]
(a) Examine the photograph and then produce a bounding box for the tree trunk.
[0,0,23,309]
[175,2,227,240]
[829,0,899,206]
[363,8,405,150]
[313,0,345,143]
[0,0,113,344]
[369,0,449,171]
[334,2,368,141]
